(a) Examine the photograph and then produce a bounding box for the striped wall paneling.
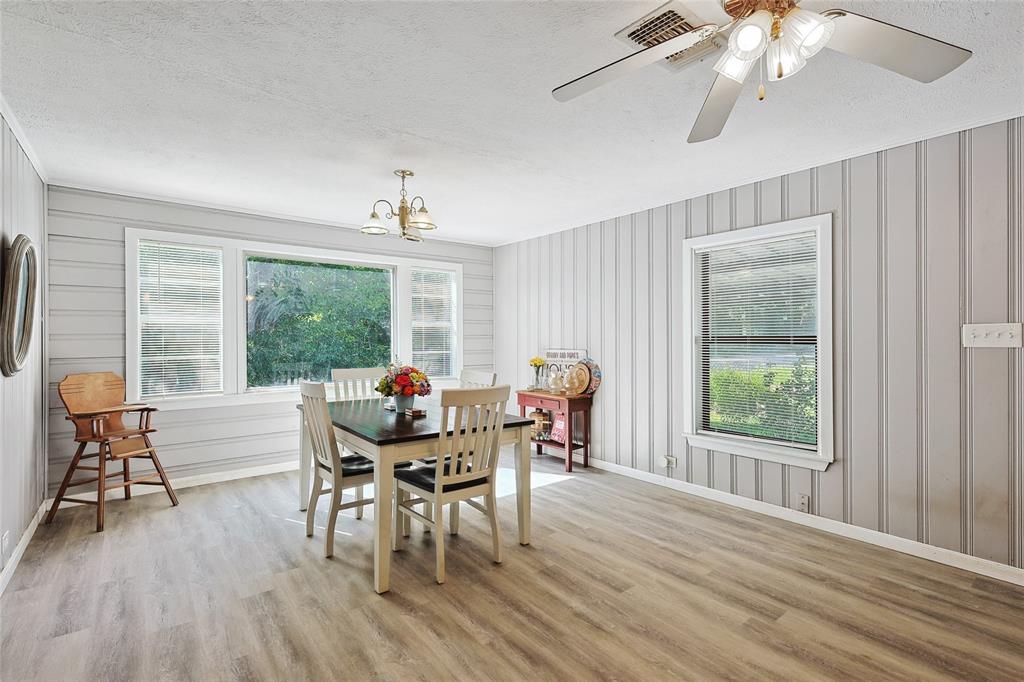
[495,117,1024,569]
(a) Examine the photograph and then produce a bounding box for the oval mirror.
[1,234,38,377]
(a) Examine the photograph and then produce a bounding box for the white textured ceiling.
[2,1,1022,245]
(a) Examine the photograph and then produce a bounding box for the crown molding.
[0,95,48,183]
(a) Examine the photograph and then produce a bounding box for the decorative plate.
[567,362,590,395]
[580,358,602,394]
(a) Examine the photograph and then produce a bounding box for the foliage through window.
[697,233,819,447]
[246,256,393,388]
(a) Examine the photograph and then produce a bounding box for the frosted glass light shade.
[408,206,437,230]
[713,50,757,84]
[728,10,773,61]
[361,211,389,235]
[783,8,835,58]
[767,36,806,81]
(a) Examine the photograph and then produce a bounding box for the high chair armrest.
[69,403,153,418]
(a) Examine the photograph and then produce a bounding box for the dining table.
[296,396,535,594]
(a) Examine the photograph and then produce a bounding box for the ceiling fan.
[552,0,972,143]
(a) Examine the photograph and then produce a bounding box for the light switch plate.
[962,323,1022,348]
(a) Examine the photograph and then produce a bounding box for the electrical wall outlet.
[663,455,678,469]
[797,494,810,513]
[962,323,1022,348]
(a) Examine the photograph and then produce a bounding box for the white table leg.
[514,426,531,545]
[298,411,312,511]
[374,450,395,594]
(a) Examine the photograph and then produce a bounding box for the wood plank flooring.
[3,453,1023,681]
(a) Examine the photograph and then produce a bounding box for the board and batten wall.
[1,114,46,572]
[495,117,1024,569]
[45,187,494,492]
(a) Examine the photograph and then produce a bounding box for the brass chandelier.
[360,169,437,242]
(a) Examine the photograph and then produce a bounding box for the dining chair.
[459,368,497,387]
[392,384,510,584]
[331,367,385,400]
[301,380,378,557]
[47,372,178,532]
[329,367,385,517]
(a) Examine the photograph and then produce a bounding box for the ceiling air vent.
[614,1,725,71]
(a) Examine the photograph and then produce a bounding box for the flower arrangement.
[528,356,545,389]
[375,363,432,398]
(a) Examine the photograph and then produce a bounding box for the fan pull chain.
[758,53,766,101]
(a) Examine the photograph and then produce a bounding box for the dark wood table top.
[297,397,533,446]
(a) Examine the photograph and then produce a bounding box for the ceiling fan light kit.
[552,0,973,142]
[360,169,438,242]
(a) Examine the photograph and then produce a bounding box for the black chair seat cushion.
[394,462,488,493]
[319,454,411,477]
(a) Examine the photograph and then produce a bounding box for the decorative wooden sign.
[543,348,587,377]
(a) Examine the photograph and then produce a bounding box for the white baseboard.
[0,501,46,597]
[585,458,1024,588]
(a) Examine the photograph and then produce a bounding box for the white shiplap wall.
[495,117,1024,569]
[45,187,494,491]
[1,115,46,572]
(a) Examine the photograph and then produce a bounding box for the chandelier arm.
[373,198,397,220]
[409,195,426,211]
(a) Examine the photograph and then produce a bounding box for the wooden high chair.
[46,372,178,531]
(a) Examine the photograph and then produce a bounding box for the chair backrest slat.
[436,385,510,494]
[459,369,497,388]
[331,367,385,401]
[300,381,342,473]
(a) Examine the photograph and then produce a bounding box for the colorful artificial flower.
[528,356,545,368]
[375,362,432,398]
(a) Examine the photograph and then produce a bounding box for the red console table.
[516,390,591,472]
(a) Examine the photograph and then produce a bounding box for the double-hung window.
[126,228,462,406]
[682,214,833,470]
[410,268,458,377]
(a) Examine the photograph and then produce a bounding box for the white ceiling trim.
[45,180,497,249]
[45,103,1024,250]
[0,94,48,182]
[506,106,1024,247]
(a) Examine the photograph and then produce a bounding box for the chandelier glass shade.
[360,169,438,241]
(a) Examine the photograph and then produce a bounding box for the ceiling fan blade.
[823,9,971,83]
[687,74,744,143]
[552,24,721,102]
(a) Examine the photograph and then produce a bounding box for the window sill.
[142,378,464,412]
[684,433,832,471]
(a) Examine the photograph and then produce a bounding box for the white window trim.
[125,227,464,410]
[681,213,834,472]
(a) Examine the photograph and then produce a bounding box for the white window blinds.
[696,232,818,447]
[138,241,223,398]
[411,269,457,377]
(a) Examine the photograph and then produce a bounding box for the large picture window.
[126,229,462,406]
[682,215,833,470]
[245,256,393,388]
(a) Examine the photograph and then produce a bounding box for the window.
[682,215,833,470]
[126,228,462,406]
[411,269,457,377]
[245,256,393,388]
[137,240,223,398]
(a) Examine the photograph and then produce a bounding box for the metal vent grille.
[615,1,724,71]
[627,10,700,63]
